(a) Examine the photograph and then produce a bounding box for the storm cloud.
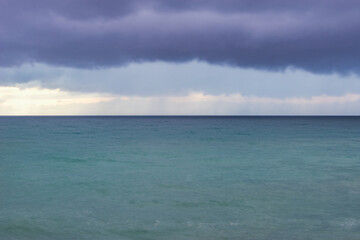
[1,0,360,73]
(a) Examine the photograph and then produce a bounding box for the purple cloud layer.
[1,0,360,73]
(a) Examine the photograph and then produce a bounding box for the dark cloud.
[1,0,360,73]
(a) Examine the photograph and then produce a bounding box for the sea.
[1,116,360,240]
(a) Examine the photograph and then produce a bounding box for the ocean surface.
[1,116,360,240]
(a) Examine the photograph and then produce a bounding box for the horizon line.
[1,115,360,117]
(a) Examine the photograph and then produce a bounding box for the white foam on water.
[337,218,359,230]
[154,220,161,227]
[229,222,241,226]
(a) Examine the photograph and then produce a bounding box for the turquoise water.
[1,116,360,240]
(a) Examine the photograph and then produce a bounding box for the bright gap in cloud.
[1,86,360,115]
[0,86,115,115]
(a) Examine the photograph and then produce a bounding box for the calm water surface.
[1,116,360,240]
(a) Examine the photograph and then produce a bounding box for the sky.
[1,0,360,115]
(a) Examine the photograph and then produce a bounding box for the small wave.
[336,218,360,230]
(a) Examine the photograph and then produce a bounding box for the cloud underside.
[1,0,360,73]
[1,86,360,115]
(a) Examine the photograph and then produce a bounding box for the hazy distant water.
[1,116,360,240]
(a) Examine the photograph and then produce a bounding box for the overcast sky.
[1,0,360,115]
